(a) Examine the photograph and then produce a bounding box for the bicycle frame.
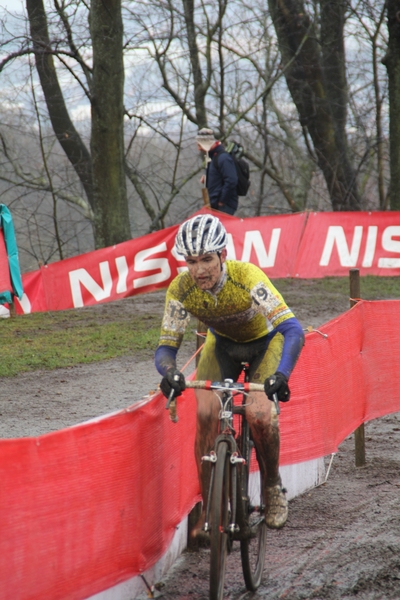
[165,377,276,533]
[201,383,246,536]
[165,376,272,598]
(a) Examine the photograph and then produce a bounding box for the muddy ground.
[1,282,400,599]
[142,414,400,599]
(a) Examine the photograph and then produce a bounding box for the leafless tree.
[383,0,400,210]
[0,0,394,270]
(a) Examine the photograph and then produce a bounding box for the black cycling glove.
[264,372,290,402]
[160,368,186,398]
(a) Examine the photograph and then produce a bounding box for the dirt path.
[139,413,400,600]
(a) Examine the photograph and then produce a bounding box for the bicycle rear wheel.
[237,419,267,591]
[209,441,230,600]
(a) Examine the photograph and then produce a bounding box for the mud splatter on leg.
[246,393,281,488]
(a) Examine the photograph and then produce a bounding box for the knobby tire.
[238,416,267,591]
[209,441,229,600]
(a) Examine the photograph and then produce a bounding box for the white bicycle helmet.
[174,214,228,257]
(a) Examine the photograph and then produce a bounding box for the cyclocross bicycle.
[166,369,280,600]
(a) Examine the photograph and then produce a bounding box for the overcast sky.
[3,0,24,11]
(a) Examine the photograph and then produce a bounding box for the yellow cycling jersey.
[158,260,294,350]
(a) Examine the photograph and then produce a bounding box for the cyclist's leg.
[197,331,283,494]
[245,333,288,528]
[191,331,241,537]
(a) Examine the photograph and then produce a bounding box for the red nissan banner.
[12,210,400,315]
[294,211,400,277]
[39,225,180,311]
[223,211,307,276]
[14,209,307,313]
[17,269,48,313]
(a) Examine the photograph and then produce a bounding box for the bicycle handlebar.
[185,380,265,393]
[187,380,280,414]
[165,379,280,419]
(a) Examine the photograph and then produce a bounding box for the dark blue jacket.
[206,145,238,211]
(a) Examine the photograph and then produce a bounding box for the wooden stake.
[202,188,210,208]
[350,268,365,467]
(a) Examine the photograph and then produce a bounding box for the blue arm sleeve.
[274,318,305,379]
[154,345,178,376]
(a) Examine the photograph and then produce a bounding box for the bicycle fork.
[202,441,246,535]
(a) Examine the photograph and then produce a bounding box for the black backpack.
[212,141,251,197]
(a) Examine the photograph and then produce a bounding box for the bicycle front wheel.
[209,441,230,600]
[238,421,267,591]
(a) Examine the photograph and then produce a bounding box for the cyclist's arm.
[155,281,191,376]
[155,345,178,376]
[247,272,304,377]
[273,317,305,378]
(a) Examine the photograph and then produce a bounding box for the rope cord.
[181,343,204,373]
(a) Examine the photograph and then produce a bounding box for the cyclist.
[155,214,304,534]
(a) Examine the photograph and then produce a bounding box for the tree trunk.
[383,0,400,210]
[268,0,360,210]
[90,0,131,247]
[26,0,94,209]
[182,0,208,128]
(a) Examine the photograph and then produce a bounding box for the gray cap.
[196,128,217,151]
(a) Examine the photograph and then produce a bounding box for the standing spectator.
[196,128,238,215]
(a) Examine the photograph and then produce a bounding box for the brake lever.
[165,374,180,423]
[165,373,181,409]
[272,392,280,415]
[166,387,176,409]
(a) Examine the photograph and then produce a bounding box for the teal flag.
[0,204,23,304]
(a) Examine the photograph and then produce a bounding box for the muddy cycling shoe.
[265,484,288,529]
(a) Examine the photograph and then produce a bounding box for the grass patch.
[349,276,400,299]
[0,309,165,377]
[273,275,400,307]
[275,275,400,297]
[299,275,400,299]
